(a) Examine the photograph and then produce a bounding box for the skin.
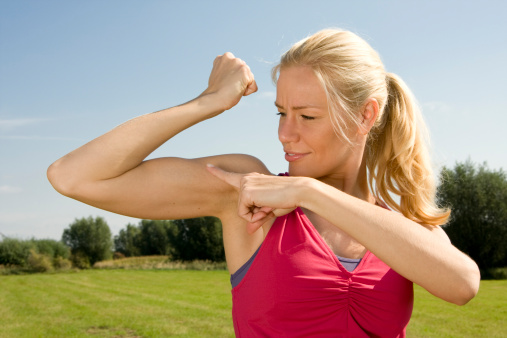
[47,52,480,306]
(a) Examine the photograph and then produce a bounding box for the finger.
[252,206,273,216]
[223,52,235,59]
[250,209,271,222]
[238,201,273,225]
[244,80,258,96]
[246,221,263,234]
[272,207,295,217]
[206,164,241,189]
[258,206,274,214]
[246,212,275,234]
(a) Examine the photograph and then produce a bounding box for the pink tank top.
[231,207,413,337]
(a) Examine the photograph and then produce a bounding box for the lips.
[284,152,309,162]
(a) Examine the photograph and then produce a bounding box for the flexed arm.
[47,53,263,220]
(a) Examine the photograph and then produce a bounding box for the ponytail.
[366,73,450,226]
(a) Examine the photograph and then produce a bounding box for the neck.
[317,151,375,204]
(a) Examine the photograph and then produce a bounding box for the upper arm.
[432,225,452,243]
[422,223,451,243]
[65,154,271,220]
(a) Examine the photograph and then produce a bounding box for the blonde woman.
[48,29,479,336]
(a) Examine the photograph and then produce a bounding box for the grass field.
[0,270,505,337]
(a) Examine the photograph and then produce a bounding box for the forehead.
[276,66,327,106]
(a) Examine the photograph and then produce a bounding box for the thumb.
[206,164,241,189]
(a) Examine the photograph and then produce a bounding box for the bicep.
[70,154,270,220]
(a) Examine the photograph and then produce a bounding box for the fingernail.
[206,163,215,168]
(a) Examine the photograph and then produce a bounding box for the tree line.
[0,216,224,272]
[1,160,506,277]
[62,216,225,269]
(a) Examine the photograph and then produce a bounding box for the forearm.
[48,94,222,191]
[300,178,480,305]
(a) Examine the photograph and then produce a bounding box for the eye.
[301,115,315,120]
[276,112,286,117]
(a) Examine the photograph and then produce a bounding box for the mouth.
[284,152,309,162]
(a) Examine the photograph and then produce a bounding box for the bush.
[32,239,70,260]
[481,267,507,280]
[93,256,227,270]
[27,250,54,273]
[54,256,72,270]
[0,238,32,266]
[71,251,91,269]
[113,252,126,260]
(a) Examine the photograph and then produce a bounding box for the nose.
[278,116,300,144]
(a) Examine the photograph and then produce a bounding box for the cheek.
[320,131,343,152]
[318,134,350,164]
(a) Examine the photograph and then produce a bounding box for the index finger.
[206,164,241,189]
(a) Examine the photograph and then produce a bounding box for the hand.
[200,52,258,113]
[206,164,301,234]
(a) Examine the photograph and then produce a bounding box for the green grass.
[0,270,505,337]
[0,270,234,337]
[408,281,507,337]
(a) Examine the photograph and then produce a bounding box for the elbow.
[451,261,481,306]
[47,160,78,198]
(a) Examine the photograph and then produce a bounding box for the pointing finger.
[206,164,241,189]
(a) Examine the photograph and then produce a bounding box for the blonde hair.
[272,29,450,226]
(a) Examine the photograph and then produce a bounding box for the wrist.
[194,92,228,118]
[296,177,319,210]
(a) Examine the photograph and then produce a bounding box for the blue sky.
[1,0,506,240]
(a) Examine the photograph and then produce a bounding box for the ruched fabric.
[231,207,413,337]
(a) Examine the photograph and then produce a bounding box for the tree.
[437,160,507,270]
[114,223,141,257]
[137,220,175,256]
[171,217,225,261]
[62,216,113,266]
[113,217,226,261]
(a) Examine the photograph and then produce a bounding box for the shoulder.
[429,225,451,243]
[188,153,271,219]
[194,153,271,175]
[417,222,451,243]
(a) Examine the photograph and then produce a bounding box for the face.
[275,66,362,181]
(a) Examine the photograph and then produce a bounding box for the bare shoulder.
[426,224,451,243]
[196,153,272,175]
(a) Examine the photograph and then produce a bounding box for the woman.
[48,29,479,336]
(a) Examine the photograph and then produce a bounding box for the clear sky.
[1,0,506,240]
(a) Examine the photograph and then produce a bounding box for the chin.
[288,165,318,178]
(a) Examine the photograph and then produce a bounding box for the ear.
[358,98,379,135]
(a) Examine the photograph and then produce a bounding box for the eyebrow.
[274,102,320,110]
